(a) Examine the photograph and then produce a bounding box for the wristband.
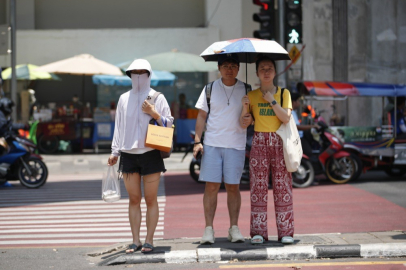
[194,142,202,145]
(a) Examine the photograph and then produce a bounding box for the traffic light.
[285,0,302,44]
[252,0,275,40]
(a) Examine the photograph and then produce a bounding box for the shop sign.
[330,126,388,142]
[45,123,68,136]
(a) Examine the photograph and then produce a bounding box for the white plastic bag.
[102,166,121,203]
[276,115,303,172]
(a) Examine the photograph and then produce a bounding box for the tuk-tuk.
[297,81,406,179]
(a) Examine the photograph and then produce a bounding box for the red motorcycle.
[294,121,361,185]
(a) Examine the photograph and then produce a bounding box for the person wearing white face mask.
[107,59,173,254]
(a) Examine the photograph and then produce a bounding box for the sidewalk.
[89,231,406,265]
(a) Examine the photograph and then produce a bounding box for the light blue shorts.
[199,145,245,185]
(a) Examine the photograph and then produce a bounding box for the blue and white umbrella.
[200,38,290,63]
[92,70,176,87]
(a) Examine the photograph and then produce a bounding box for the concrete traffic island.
[87,231,406,266]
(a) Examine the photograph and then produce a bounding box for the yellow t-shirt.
[248,87,292,132]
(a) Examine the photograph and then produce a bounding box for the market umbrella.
[37,54,123,152]
[119,51,218,72]
[92,70,176,87]
[200,38,291,81]
[37,54,123,76]
[37,53,123,103]
[1,64,60,80]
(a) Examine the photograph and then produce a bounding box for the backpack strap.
[280,87,285,107]
[243,82,252,94]
[205,82,214,115]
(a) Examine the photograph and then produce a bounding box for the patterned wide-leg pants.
[249,132,294,241]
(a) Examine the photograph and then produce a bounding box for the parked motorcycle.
[292,156,315,188]
[182,131,251,184]
[299,121,361,184]
[0,133,48,188]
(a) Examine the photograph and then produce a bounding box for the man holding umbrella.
[193,54,252,244]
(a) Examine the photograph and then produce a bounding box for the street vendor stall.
[297,81,406,177]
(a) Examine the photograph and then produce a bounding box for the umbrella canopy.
[200,38,291,63]
[119,51,218,72]
[92,70,176,87]
[1,64,60,80]
[37,54,123,76]
[298,81,406,97]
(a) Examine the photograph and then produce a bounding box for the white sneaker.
[200,226,215,244]
[227,225,245,243]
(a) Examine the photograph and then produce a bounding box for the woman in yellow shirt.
[240,55,294,245]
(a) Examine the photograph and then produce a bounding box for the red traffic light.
[253,0,269,10]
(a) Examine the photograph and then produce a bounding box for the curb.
[101,243,406,265]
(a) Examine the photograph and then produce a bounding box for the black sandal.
[126,243,142,254]
[141,243,154,253]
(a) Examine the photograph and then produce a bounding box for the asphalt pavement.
[14,153,406,265]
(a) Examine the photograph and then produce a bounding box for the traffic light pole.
[277,0,287,88]
[10,0,17,120]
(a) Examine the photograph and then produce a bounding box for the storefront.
[30,71,207,153]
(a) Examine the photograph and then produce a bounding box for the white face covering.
[131,73,149,92]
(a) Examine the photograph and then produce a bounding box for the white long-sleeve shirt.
[111,88,173,156]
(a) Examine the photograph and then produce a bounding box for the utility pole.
[10,0,17,120]
[277,0,287,88]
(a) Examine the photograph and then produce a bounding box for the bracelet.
[194,142,202,145]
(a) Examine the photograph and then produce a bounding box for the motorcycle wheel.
[18,157,48,188]
[325,156,356,184]
[189,159,201,183]
[38,135,59,154]
[350,154,363,181]
[292,159,314,188]
[384,167,406,177]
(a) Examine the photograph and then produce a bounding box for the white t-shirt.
[195,78,247,150]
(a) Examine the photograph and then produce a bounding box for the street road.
[164,171,406,239]
[0,174,166,248]
[1,170,405,247]
[0,166,405,269]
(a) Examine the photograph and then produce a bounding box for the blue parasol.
[92,70,176,87]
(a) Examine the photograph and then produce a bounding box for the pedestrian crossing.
[0,175,166,248]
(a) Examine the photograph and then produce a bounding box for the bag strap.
[205,82,214,116]
[280,87,285,107]
[148,91,166,126]
[205,81,252,120]
[244,82,252,94]
[149,90,161,105]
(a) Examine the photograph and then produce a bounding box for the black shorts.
[118,150,166,176]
